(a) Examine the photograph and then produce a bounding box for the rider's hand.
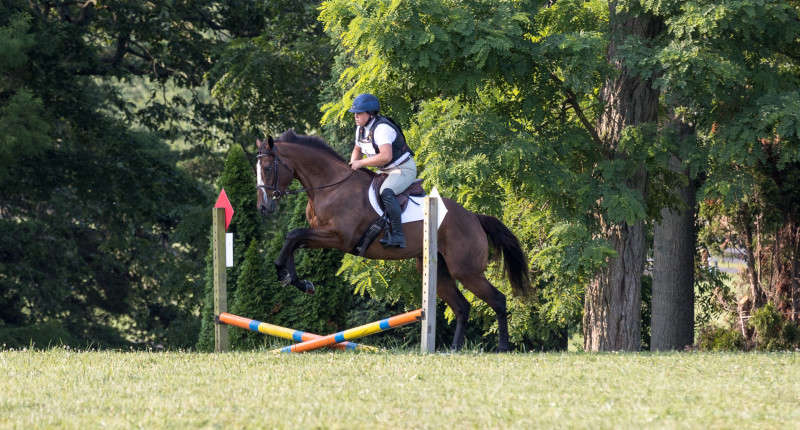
[349,160,362,170]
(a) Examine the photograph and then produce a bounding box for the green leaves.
[0,89,50,184]
[0,12,34,77]
[320,0,534,113]
[209,2,335,135]
[532,222,615,325]
[337,255,420,305]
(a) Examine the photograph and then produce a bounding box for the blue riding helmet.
[348,93,380,113]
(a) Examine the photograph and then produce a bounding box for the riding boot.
[379,189,406,248]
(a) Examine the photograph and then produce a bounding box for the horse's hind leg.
[457,274,509,352]
[416,257,471,351]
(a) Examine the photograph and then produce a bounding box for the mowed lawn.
[1,349,798,429]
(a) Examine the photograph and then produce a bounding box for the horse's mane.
[277,129,375,176]
[277,130,347,164]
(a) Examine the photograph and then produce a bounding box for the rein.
[257,150,356,200]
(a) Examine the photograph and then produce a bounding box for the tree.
[651,121,697,351]
[653,0,800,338]
[208,0,335,139]
[582,1,663,351]
[319,0,675,351]
[0,2,244,347]
[228,239,273,349]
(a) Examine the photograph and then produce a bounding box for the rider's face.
[354,111,371,127]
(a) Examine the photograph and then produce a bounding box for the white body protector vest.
[354,118,410,170]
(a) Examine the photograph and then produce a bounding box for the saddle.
[352,174,426,256]
[370,174,425,213]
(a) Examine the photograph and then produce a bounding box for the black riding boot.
[379,189,406,248]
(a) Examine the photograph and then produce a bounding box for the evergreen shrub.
[229,239,274,350]
[226,194,355,350]
[749,303,800,351]
[696,326,745,351]
[0,322,78,349]
[197,145,265,351]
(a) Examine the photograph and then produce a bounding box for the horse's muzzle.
[259,194,277,216]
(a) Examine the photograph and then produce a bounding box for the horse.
[255,130,532,351]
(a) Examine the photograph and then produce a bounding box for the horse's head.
[256,136,295,216]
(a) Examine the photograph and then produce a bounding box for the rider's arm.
[356,122,394,167]
[350,145,362,164]
[357,144,392,167]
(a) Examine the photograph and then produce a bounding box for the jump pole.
[216,312,377,352]
[272,309,423,353]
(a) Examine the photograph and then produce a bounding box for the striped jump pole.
[274,308,423,354]
[216,312,377,352]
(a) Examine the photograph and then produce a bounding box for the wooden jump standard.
[213,192,440,353]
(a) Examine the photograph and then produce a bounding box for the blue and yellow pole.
[216,312,377,352]
[274,308,423,353]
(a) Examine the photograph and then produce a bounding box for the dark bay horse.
[256,130,531,351]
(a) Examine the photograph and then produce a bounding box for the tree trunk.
[584,219,648,351]
[792,224,799,322]
[583,1,662,352]
[739,206,765,309]
[651,145,697,351]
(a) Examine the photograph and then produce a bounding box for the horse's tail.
[476,214,532,297]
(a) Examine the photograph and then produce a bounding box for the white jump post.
[421,192,438,353]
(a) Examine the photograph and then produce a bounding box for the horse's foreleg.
[275,228,341,295]
[275,228,313,294]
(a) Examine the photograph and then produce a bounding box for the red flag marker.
[214,189,234,230]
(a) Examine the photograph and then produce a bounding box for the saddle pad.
[368,186,448,228]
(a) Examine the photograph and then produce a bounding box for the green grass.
[2,349,799,429]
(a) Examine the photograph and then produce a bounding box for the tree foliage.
[320,0,800,350]
[319,0,621,349]
[654,0,800,331]
[0,1,237,347]
[3,0,800,351]
[209,1,335,137]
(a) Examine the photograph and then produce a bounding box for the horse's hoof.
[295,280,315,295]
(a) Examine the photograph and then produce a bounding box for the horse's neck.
[295,163,356,191]
[282,145,365,197]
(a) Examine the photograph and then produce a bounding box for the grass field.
[2,349,799,429]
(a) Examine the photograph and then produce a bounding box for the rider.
[348,93,416,248]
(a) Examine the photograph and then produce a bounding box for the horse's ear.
[267,135,274,149]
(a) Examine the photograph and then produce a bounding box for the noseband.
[256,148,356,202]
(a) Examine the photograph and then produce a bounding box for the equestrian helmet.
[348,93,380,113]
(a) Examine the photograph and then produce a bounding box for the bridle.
[257,149,293,201]
[256,147,356,201]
